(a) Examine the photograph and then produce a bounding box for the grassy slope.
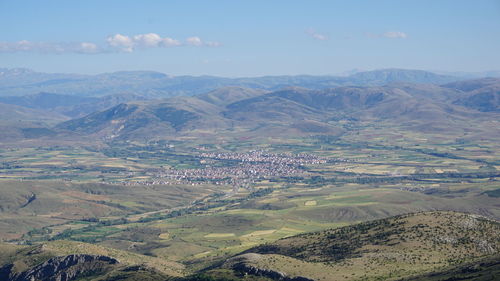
[1,212,498,280]
[0,180,216,240]
[0,240,184,278]
[400,253,500,281]
[221,211,499,281]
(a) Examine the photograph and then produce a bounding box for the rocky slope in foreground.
[1,212,498,281]
[214,211,499,281]
[0,240,181,281]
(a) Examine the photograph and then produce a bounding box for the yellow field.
[304,200,317,206]
[158,233,171,240]
[204,233,236,238]
[241,230,276,238]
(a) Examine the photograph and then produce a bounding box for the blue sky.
[1,0,499,76]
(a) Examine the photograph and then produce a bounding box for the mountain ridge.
[0,68,465,97]
[49,80,500,141]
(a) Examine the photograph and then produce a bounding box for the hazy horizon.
[3,66,500,79]
[1,0,499,76]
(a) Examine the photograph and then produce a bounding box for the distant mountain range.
[0,92,148,118]
[48,77,500,141]
[0,68,475,97]
[0,68,498,142]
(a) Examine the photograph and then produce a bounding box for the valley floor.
[0,123,499,280]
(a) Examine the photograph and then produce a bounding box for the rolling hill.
[0,102,66,124]
[55,97,227,141]
[213,211,500,281]
[0,92,148,118]
[49,81,500,141]
[401,253,500,281]
[0,240,182,280]
[0,103,65,141]
[0,180,217,241]
[1,212,497,281]
[197,86,268,106]
[444,77,500,112]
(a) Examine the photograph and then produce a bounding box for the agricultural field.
[1,2,500,278]
[0,122,498,279]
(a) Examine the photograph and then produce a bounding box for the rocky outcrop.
[232,262,314,281]
[223,253,314,281]
[1,254,119,281]
[20,193,36,208]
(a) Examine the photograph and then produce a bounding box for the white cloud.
[79,42,99,53]
[205,41,222,47]
[306,29,328,41]
[161,37,181,47]
[186,36,203,46]
[15,40,33,51]
[312,33,327,40]
[0,33,220,54]
[0,40,101,54]
[0,41,36,52]
[106,34,134,52]
[185,36,221,47]
[107,33,185,51]
[366,31,408,39]
[133,33,162,47]
[382,31,407,39]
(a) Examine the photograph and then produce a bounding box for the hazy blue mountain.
[0,92,148,118]
[436,70,500,79]
[0,68,86,89]
[0,68,464,97]
[0,92,99,110]
[0,102,67,124]
[197,86,268,106]
[347,68,457,85]
[53,80,499,141]
[55,96,226,141]
[0,102,64,141]
[444,78,500,112]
